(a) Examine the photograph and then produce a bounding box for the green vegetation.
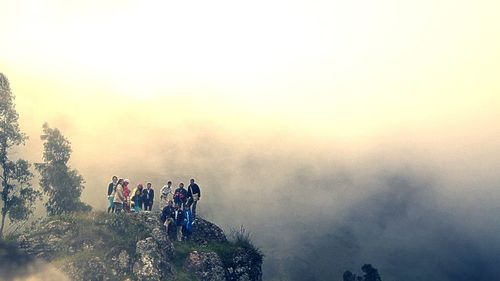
[0,73,41,239]
[35,123,91,216]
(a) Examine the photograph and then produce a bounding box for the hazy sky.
[1,1,500,280]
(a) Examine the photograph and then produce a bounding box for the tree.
[35,123,91,215]
[0,73,40,239]
[343,264,382,281]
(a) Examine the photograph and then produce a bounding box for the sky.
[1,1,500,280]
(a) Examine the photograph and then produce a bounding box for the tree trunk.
[0,212,6,239]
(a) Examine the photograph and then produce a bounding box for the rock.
[133,237,174,281]
[118,250,130,270]
[184,251,226,281]
[18,220,73,259]
[67,256,107,281]
[133,238,162,281]
[190,218,227,244]
[151,227,175,259]
[225,248,263,281]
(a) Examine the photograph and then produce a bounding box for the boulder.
[184,251,226,281]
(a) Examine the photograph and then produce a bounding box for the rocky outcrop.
[184,251,226,281]
[191,218,227,244]
[17,211,263,281]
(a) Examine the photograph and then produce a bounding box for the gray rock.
[184,251,226,281]
[190,218,227,244]
[133,237,162,281]
[67,256,107,281]
[118,250,130,270]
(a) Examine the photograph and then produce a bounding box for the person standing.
[173,183,188,208]
[187,178,201,218]
[123,179,131,212]
[107,176,118,213]
[132,184,144,210]
[172,203,184,242]
[183,202,194,240]
[113,178,125,213]
[160,181,173,206]
[131,189,143,213]
[143,182,155,211]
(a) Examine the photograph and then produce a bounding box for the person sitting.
[160,200,175,238]
[131,189,143,213]
[172,203,184,242]
[173,183,188,208]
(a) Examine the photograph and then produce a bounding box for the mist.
[12,117,500,281]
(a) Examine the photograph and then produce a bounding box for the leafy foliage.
[0,73,40,239]
[343,264,383,281]
[35,123,91,216]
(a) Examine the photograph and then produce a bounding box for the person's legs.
[191,200,197,218]
[108,197,113,213]
[114,203,123,213]
[176,225,182,242]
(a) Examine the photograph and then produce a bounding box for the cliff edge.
[15,212,262,281]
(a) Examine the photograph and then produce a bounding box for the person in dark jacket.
[160,200,175,237]
[187,178,201,218]
[171,203,184,241]
[107,175,118,213]
[143,182,155,211]
[173,182,188,208]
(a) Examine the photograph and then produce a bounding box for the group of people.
[106,176,202,241]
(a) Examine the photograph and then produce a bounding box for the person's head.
[117,178,124,185]
[137,183,143,190]
[179,183,184,188]
[147,182,152,189]
[167,200,173,206]
[190,178,195,184]
[124,179,129,186]
[112,176,118,183]
[135,189,141,196]
[167,181,172,187]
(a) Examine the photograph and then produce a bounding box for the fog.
[10,116,499,281]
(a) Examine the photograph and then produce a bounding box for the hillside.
[9,211,262,281]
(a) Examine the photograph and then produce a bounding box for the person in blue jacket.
[183,202,194,241]
[131,189,143,213]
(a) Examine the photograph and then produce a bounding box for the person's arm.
[197,185,201,198]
